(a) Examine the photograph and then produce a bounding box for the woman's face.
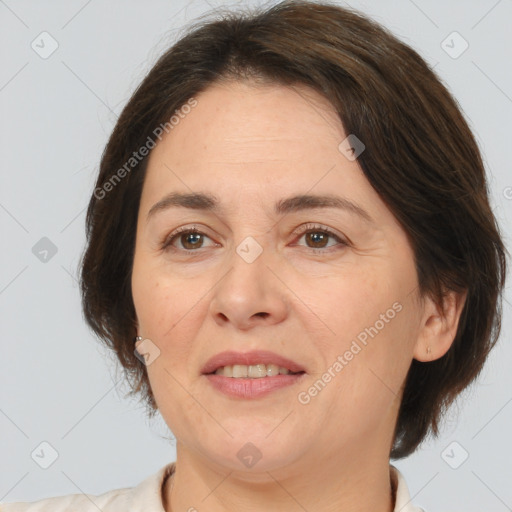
[131,80,426,474]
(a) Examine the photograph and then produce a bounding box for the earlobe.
[413,289,467,362]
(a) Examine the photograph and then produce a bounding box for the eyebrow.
[146,191,373,223]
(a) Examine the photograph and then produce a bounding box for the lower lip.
[204,373,306,399]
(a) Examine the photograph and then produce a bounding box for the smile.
[212,363,303,378]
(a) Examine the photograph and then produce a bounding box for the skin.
[131,80,466,512]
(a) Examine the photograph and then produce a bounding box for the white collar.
[390,465,426,512]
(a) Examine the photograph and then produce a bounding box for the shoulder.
[0,488,130,512]
[391,465,427,512]
[0,463,175,512]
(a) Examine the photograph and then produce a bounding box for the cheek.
[132,252,195,335]
[301,266,392,349]
[305,261,418,395]
[302,308,416,445]
[131,264,205,413]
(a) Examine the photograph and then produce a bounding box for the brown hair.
[79,0,507,458]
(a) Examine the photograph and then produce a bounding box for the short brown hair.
[79,0,507,458]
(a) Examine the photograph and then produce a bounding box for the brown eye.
[180,231,204,250]
[304,231,330,249]
[293,224,348,253]
[162,227,215,252]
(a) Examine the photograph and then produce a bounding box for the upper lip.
[201,350,305,375]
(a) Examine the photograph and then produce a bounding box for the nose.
[208,244,289,331]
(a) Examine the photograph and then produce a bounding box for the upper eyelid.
[166,223,341,239]
[296,223,344,238]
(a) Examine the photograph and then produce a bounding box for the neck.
[163,443,395,512]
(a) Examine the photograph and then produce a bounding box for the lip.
[200,350,306,375]
[205,373,306,399]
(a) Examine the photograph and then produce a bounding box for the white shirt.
[0,463,425,511]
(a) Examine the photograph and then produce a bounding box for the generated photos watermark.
[94,97,198,200]
[297,301,403,405]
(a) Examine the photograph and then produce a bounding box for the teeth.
[248,364,266,378]
[232,364,247,378]
[266,363,280,376]
[214,364,295,378]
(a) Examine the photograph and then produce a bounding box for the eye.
[161,226,216,252]
[292,223,348,253]
[161,223,348,255]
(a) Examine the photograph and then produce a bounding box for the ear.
[413,288,467,362]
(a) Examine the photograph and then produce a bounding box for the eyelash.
[160,223,348,255]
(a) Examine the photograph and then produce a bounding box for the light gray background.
[1,0,511,510]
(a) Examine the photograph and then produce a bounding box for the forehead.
[150,80,345,167]
[143,81,363,196]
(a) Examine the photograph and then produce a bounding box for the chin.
[211,449,300,477]
[195,432,303,474]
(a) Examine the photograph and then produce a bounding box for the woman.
[2,1,506,511]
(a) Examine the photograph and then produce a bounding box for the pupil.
[308,232,327,248]
[184,233,202,249]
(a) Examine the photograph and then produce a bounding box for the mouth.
[201,350,306,378]
[208,363,305,378]
[201,350,307,399]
